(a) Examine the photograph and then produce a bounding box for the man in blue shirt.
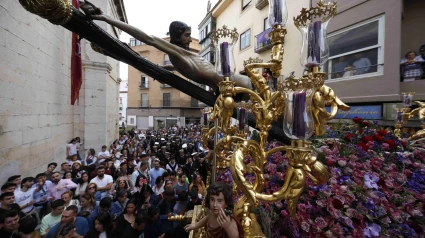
[149,160,165,187]
[46,205,89,238]
[352,53,371,75]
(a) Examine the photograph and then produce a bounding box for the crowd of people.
[0,124,242,238]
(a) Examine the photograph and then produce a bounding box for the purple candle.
[274,0,283,24]
[395,111,403,123]
[220,42,231,76]
[306,21,322,68]
[203,113,208,126]
[239,108,245,130]
[292,92,307,137]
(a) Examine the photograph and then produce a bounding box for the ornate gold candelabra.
[198,1,350,237]
[395,92,425,141]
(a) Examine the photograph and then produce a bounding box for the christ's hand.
[79,1,107,21]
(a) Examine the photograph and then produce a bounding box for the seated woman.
[189,173,206,199]
[401,51,424,81]
[79,194,97,216]
[184,183,243,238]
[110,175,135,201]
[85,183,101,202]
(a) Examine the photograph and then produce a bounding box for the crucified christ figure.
[79,1,252,90]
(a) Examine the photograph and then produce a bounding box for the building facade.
[0,0,126,182]
[212,0,309,80]
[126,38,202,129]
[316,0,425,127]
[119,78,128,128]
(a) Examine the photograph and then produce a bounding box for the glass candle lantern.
[297,16,332,69]
[268,0,288,27]
[214,38,236,78]
[395,109,403,124]
[402,93,414,107]
[282,89,315,140]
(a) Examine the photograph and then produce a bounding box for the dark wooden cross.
[64,7,290,144]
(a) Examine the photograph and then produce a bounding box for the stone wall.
[0,0,74,182]
[0,0,122,183]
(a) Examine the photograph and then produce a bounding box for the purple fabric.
[257,28,272,44]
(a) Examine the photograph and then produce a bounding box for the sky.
[119,0,219,80]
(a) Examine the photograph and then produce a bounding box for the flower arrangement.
[237,117,425,237]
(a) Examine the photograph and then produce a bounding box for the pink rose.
[329,177,338,185]
[382,143,389,150]
[315,217,328,229]
[281,210,288,216]
[300,221,310,232]
[337,160,347,167]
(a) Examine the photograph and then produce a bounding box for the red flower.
[332,198,344,209]
[326,158,336,166]
[344,134,355,142]
[362,136,373,143]
[404,169,413,177]
[385,140,397,148]
[353,117,363,124]
[363,121,370,127]
[358,129,363,134]
[372,134,383,142]
[357,142,368,151]
[377,129,388,136]
[400,140,406,147]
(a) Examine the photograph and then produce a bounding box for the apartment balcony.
[161,84,173,88]
[255,0,268,10]
[254,28,273,53]
[160,100,202,108]
[139,84,148,90]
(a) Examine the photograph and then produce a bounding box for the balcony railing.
[255,0,268,10]
[159,100,202,108]
[255,28,273,53]
[139,84,148,89]
[161,84,172,88]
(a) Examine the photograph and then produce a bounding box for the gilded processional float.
[17,0,425,237]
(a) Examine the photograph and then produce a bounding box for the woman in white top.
[75,172,89,197]
[152,176,165,197]
[84,149,97,167]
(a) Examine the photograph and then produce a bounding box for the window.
[324,15,385,80]
[163,93,171,107]
[119,113,122,120]
[140,76,149,88]
[242,0,252,10]
[202,52,215,64]
[205,24,209,35]
[201,38,211,49]
[130,118,135,124]
[240,29,251,50]
[264,17,271,31]
[129,38,144,47]
[119,97,122,104]
[200,30,205,40]
[130,38,136,47]
[141,93,148,107]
